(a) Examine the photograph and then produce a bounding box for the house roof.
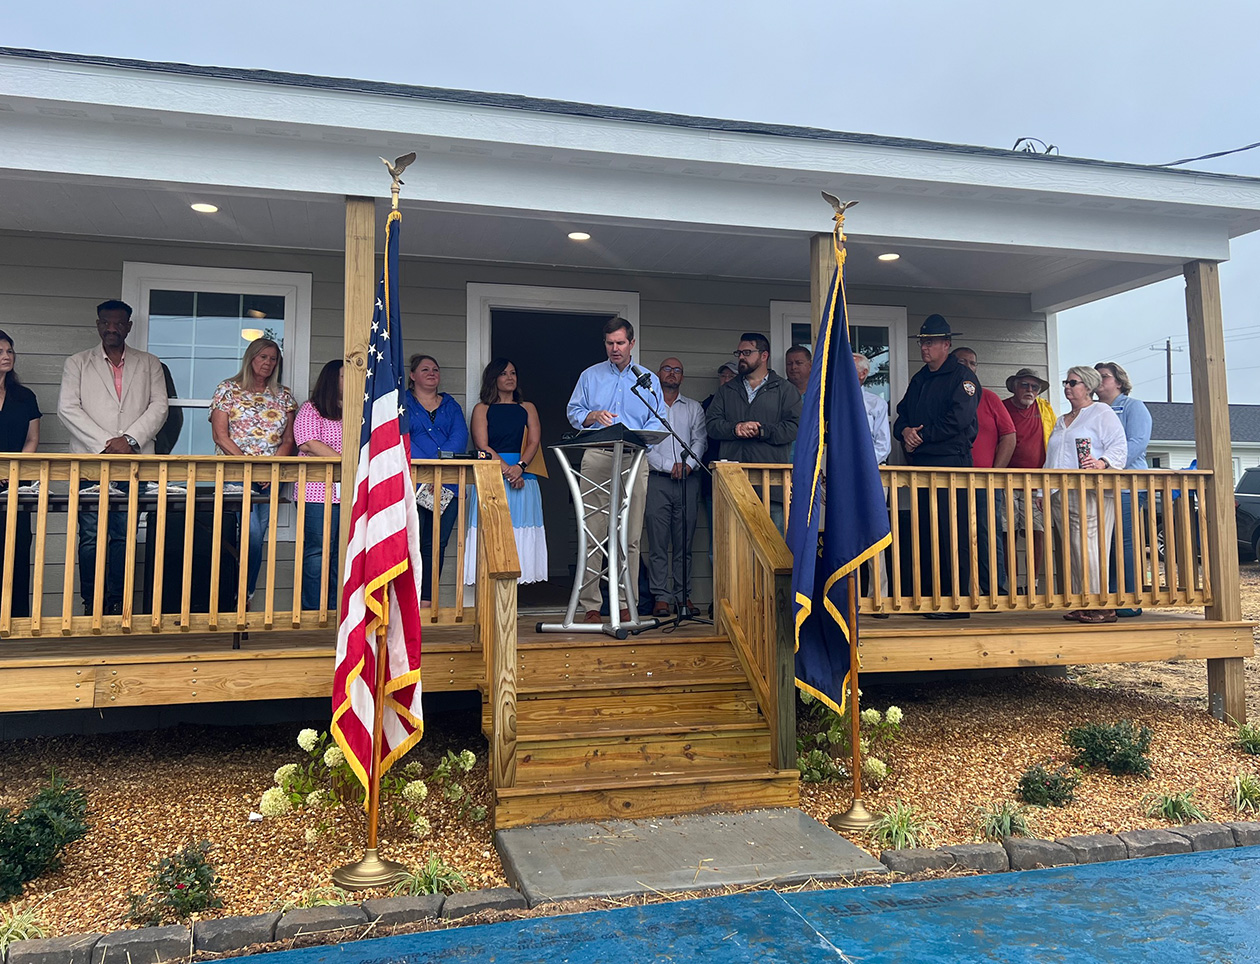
[1147,401,1260,443]
[1,45,1257,188]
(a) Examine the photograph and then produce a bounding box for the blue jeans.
[239,484,270,601]
[419,501,458,602]
[301,502,340,611]
[1109,491,1146,596]
[79,484,129,613]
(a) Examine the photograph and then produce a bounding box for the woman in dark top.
[404,354,469,607]
[0,330,41,618]
[464,358,547,584]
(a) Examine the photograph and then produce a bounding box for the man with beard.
[706,332,801,532]
[644,357,707,617]
[892,314,980,617]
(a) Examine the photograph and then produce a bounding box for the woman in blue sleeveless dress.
[463,358,548,585]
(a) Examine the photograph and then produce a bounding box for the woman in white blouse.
[1045,365,1128,624]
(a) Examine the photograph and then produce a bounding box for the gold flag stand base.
[828,798,881,832]
[331,848,408,890]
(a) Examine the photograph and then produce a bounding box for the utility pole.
[1150,339,1184,402]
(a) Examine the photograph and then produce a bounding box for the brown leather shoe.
[584,610,602,623]
[652,601,671,618]
[619,608,631,622]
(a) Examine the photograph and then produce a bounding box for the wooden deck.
[1,610,1251,714]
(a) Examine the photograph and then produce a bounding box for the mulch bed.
[5,565,1260,937]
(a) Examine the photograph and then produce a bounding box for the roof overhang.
[4,49,1260,312]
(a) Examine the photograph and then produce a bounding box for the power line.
[1160,140,1260,167]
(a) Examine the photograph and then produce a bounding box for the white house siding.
[0,229,1049,613]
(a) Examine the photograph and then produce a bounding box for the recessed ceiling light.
[190,202,219,214]
[568,231,591,241]
[877,252,900,262]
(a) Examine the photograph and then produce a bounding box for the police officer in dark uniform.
[893,314,981,617]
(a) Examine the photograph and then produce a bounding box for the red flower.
[175,884,186,890]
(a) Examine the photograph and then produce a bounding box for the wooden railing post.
[340,196,375,625]
[1186,260,1246,722]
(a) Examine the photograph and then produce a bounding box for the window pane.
[852,324,891,402]
[160,405,216,456]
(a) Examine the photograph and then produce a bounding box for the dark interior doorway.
[489,309,612,609]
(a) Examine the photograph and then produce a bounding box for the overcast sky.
[9,0,1260,404]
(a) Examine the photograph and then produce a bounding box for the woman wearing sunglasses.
[1044,365,1128,623]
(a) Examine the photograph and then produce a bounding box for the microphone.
[629,364,653,388]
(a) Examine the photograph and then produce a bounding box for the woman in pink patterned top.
[294,359,343,611]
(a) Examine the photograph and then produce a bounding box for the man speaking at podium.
[566,317,664,623]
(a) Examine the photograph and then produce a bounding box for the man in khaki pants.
[565,318,663,622]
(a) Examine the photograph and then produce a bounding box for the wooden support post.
[810,233,837,350]
[340,197,376,618]
[1185,260,1246,723]
[770,571,796,770]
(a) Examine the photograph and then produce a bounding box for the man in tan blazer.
[59,299,168,615]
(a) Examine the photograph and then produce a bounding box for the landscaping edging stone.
[193,912,281,954]
[5,932,102,964]
[877,820,1260,879]
[92,925,190,964]
[361,894,445,926]
[441,887,529,919]
[274,905,369,941]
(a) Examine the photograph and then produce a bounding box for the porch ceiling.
[0,172,1180,308]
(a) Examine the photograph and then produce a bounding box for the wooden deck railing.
[711,462,795,769]
[0,454,481,638]
[738,464,1214,614]
[470,460,521,792]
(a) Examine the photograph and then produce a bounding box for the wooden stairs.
[483,629,799,828]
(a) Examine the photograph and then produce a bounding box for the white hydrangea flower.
[411,816,432,839]
[260,786,292,818]
[304,826,321,845]
[403,760,424,779]
[274,763,299,787]
[402,780,429,805]
[862,757,889,782]
[323,745,346,768]
[859,737,871,755]
[860,708,882,726]
[297,729,319,752]
[886,706,904,726]
[305,790,329,810]
[459,750,476,771]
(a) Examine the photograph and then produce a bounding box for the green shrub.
[1065,720,1153,777]
[1143,790,1207,825]
[126,839,223,926]
[0,773,90,900]
[977,801,1032,841]
[795,694,904,785]
[870,801,938,850]
[393,855,468,896]
[1016,762,1081,807]
[1231,774,1260,814]
[1236,721,1260,756]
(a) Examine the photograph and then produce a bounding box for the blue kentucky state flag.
[785,245,892,715]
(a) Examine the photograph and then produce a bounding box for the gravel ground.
[5,564,1259,937]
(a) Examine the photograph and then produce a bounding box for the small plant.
[279,885,352,911]
[977,801,1032,841]
[1235,720,1260,756]
[1231,774,1260,814]
[126,839,223,925]
[0,772,90,900]
[1016,761,1081,808]
[1065,720,1153,777]
[796,747,845,784]
[870,800,938,850]
[1143,790,1207,824]
[0,901,48,953]
[392,855,468,896]
[796,694,903,786]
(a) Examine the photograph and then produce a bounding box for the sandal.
[1063,610,1085,621]
[1077,610,1117,624]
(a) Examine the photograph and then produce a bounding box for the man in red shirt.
[1002,367,1055,591]
[951,348,1014,595]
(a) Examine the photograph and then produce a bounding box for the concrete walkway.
[240,846,1260,962]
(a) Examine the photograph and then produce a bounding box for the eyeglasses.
[1062,379,1085,387]
[733,349,760,358]
[660,366,683,374]
[1015,382,1042,391]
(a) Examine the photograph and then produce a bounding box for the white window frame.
[121,262,313,404]
[769,301,909,403]
[466,283,641,398]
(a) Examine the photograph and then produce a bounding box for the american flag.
[331,209,425,791]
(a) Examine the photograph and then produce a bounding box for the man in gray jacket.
[705,332,801,531]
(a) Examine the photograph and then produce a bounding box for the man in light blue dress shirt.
[566,318,664,621]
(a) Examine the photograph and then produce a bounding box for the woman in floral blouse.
[209,338,297,606]
[294,359,343,612]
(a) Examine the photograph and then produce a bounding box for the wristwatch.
[124,434,139,452]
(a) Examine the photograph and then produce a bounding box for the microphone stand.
[630,378,714,629]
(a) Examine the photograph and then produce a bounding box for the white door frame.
[466,283,641,391]
[769,301,909,402]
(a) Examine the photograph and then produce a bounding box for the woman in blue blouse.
[1095,361,1152,618]
[405,354,468,607]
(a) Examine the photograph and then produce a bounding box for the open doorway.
[489,309,611,609]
